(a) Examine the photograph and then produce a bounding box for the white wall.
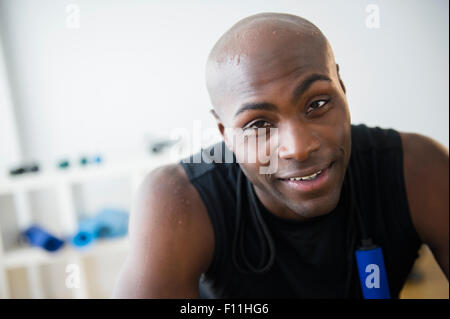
[0,0,448,167]
[0,32,21,173]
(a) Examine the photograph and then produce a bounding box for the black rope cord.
[232,169,276,274]
[344,162,367,298]
[232,163,370,298]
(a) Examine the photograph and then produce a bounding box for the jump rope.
[231,152,391,299]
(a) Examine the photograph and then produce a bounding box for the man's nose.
[277,122,321,162]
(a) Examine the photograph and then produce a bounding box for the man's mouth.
[284,169,324,181]
[277,161,334,192]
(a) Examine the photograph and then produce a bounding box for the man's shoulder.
[399,131,448,162]
[137,163,207,214]
[129,162,215,270]
[145,162,190,185]
[399,131,448,253]
[399,131,448,198]
[131,163,213,245]
[113,163,215,297]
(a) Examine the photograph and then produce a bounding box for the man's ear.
[210,109,231,149]
[336,64,346,94]
[210,108,225,137]
[210,108,220,121]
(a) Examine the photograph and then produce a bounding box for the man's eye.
[246,120,271,129]
[307,99,329,113]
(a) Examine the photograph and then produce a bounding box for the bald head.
[207,13,327,63]
[206,13,339,122]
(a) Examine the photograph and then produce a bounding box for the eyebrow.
[234,102,277,118]
[234,73,332,119]
[291,73,332,104]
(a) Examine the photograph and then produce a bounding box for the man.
[112,13,448,298]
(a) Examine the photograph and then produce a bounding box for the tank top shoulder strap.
[179,142,239,279]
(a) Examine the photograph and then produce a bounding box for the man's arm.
[112,164,214,298]
[401,132,449,280]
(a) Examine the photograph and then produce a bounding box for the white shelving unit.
[0,154,174,299]
[0,18,190,299]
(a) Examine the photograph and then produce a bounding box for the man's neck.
[251,182,311,222]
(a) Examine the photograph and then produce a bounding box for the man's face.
[214,29,352,220]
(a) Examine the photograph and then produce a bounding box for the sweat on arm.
[111,164,214,298]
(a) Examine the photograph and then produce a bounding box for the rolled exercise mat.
[94,208,129,239]
[23,225,65,252]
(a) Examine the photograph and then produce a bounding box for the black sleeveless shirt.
[179,124,422,298]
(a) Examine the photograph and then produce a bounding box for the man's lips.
[277,161,334,193]
[276,161,334,180]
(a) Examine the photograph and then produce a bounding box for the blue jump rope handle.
[355,245,391,299]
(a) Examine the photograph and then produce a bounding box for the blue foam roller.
[71,230,94,247]
[71,218,99,247]
[71,209,129,248]
[355,246,391,299]
[94,208,128,239]
[23,225,65,252]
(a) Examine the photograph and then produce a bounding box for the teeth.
[288,170,322,181]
